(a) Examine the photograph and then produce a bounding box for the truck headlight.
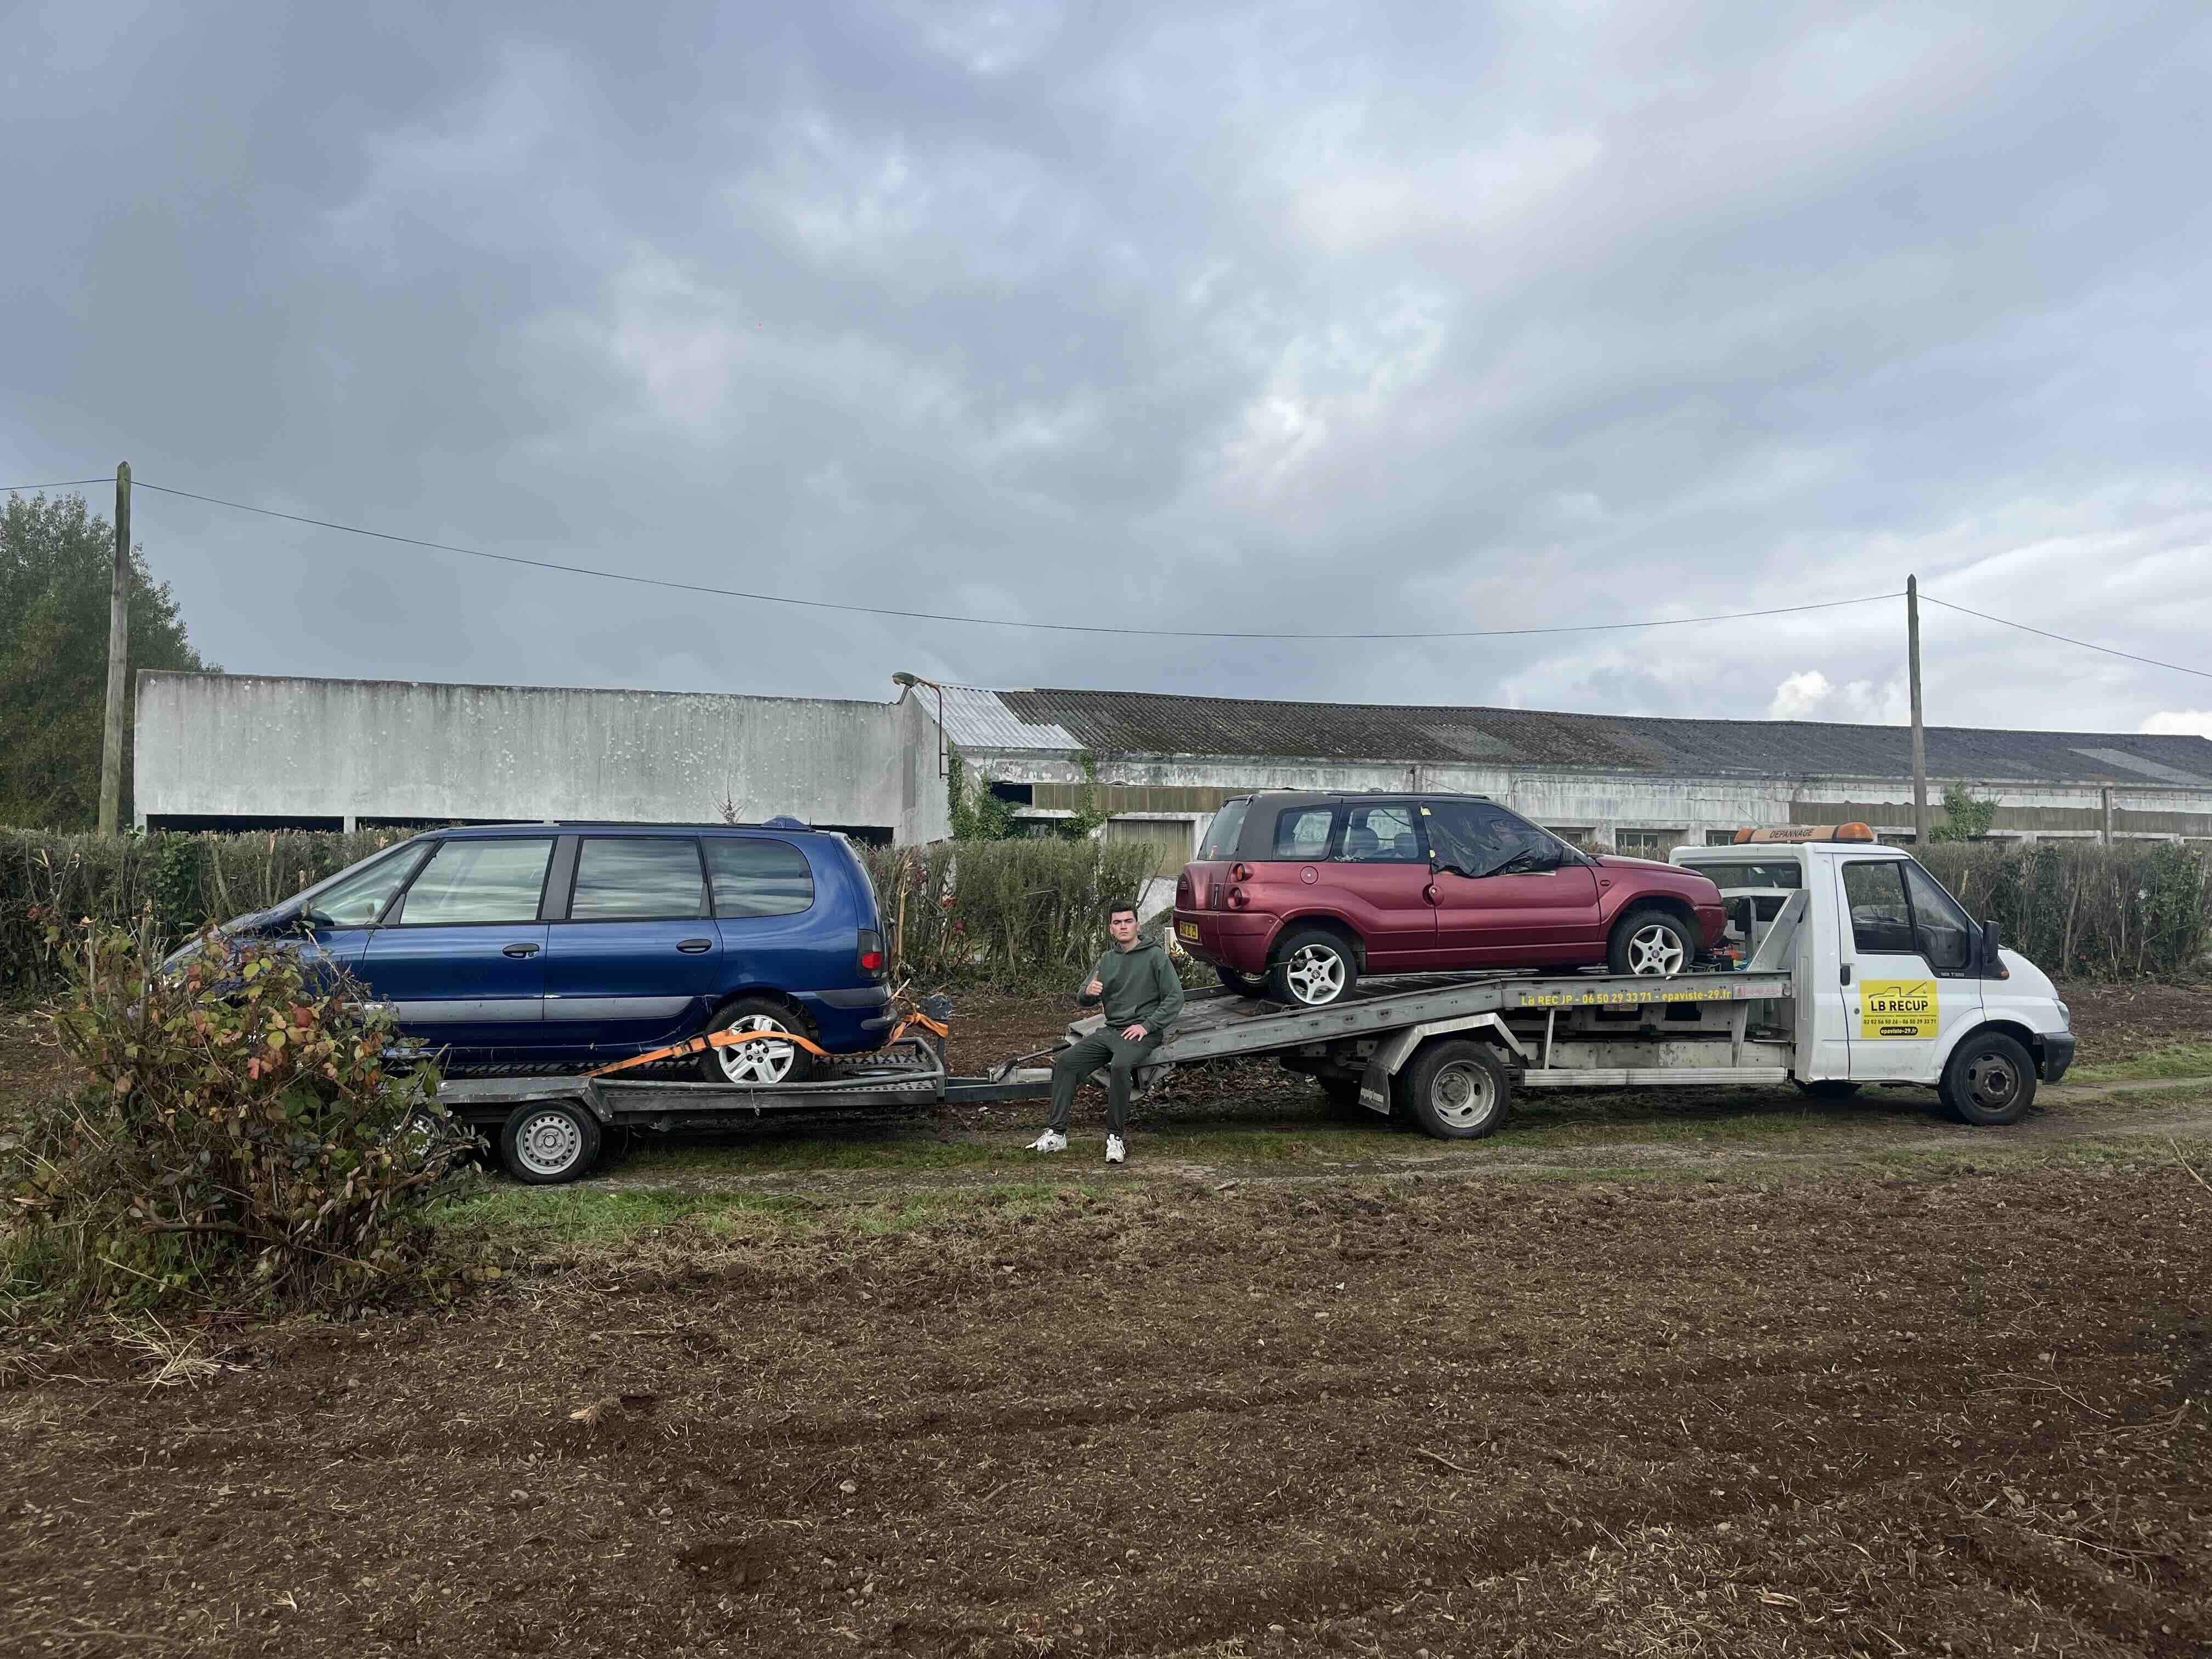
[2055,1000,2071,1030]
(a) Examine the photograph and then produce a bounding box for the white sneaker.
[1105,1135,1126,1164]
[1027,1130,1067,1153]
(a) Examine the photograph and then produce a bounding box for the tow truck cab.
[1669,828,2076,1099]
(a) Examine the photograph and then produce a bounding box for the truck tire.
[499,1100,602,1184]
[1397,1039,1511,1140]
[1267,927,1359,1007]
[1608,909,1692,977]
[1939,1030,2037,1126]
[1216,966,1266,998]
[700,997,817,1085]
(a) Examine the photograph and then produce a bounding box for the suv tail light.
[1227,886,1249,909]
[857,928,886,978]
[1231,863,1252,882]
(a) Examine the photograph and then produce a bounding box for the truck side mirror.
[1978,916,2006,978]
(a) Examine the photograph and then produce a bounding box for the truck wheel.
[499,1101,602,1184]
[1398,1040,1510,1140]
[1608,909,1692,977]
[701,997,816,1085]
[1267,928,1358,1007]
[1939,1030,2037,1126]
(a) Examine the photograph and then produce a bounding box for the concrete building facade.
[136,671,2212,874]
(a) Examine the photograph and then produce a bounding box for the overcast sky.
[6,2,2210,737]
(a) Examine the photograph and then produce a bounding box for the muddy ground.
[4,983,2211,1657]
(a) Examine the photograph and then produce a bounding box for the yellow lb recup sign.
[1860,979,1938,1039]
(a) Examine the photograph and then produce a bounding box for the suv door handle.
[676,938,713,953]
[1423,884,1440,905]
[503,942,541,958]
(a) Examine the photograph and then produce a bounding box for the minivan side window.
[309,845,430,927]
[1334,803,1425,863]
[1270,806,1336,860]
[396,838,555,926]
[571,837,708,920]
[1196,800,1249,861]
[707,838,816,918]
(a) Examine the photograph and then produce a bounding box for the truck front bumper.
[2039,1031,2077,1083]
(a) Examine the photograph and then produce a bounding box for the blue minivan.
[183,822,890,1081]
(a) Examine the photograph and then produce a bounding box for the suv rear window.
[1196,801,1248,861]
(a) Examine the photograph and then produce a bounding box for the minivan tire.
[700,997,818,1086]
[1939,1030,2038,1126]
[1397,1039,1511,1140]
[1267,927,1359,1007]
[1608,908,1694,977]
[499,1100,602,1184]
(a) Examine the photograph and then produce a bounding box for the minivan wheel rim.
[1431,1061,1497,1129]
[716,1015,797,1085]
[1965,1052,2020,1111]
[516,1110,583,1177]
[1625,924,1686,976]
[1285,945,1346,1005]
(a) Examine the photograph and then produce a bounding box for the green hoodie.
[1077,938,1185,1034]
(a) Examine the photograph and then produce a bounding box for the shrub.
[1918,840,2211,980]
[862,838,1160,985]
[2,918,472,1319]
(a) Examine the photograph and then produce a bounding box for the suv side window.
[1269,806,1337,860]
[1901,860,1974,972]
[396,838,555,926]
[1334,803,1426,863]
[571,837,709,920]
[1426,800,1556,877]
[707,837,816,918]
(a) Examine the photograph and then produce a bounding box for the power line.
[1920,592,2211,682]
[2,477,115,492]
[129,478,1899,641]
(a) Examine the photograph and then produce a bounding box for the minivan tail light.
[857,928,887,978]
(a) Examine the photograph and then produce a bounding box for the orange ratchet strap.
[587,1026,831,1079]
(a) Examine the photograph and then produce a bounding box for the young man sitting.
[1029,901,1184,1164]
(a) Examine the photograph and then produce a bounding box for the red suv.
[1173,792,1726,1006]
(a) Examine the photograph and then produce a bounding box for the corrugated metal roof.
[940,685,2212,788]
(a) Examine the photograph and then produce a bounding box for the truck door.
[1835,856,1983,1083]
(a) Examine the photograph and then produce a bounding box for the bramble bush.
[2,918,475,1319]
[862,838,1161,985]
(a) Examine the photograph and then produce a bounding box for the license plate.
[1177,921,1200,941]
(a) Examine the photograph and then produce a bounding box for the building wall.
[136,672,955,841]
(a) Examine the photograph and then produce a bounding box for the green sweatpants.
[1047,1026,1164,1137]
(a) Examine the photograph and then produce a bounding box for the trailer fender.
[1358,1012,1528,1116]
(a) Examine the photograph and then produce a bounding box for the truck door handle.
[503,942,541,958]
[1838,963,1852,985]
[676,938,713,953]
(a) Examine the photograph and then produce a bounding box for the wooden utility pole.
[97,461,131,834]
[1908,574,1930,845]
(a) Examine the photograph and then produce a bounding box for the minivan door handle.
[676,938,713,953]
[503,942,541,958]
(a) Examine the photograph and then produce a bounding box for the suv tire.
[700,997,817,1086]
[1608,908,1693,977]
[1267,927,1358,1007]
[1215,966,1266,998]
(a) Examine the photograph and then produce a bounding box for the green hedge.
[3,828,2203,1000]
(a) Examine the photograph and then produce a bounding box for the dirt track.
[7,1163,2211,1657]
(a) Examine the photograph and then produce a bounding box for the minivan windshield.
[1196,800,1249,861]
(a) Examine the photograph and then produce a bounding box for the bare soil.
[6,1167,2211,1657]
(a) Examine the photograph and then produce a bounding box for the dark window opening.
[145,814,346,833]
[986,783,1034,806]
[815,823,894,848]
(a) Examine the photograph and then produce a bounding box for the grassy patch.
[2067,1042,2212,1085]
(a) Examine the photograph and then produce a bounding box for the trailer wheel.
[1608,909,1692,977]
[1398,1040,1510,1139]
[499,1101,602,1184]
[1267,927,1359,1007]
[1939,1031,2037,1126]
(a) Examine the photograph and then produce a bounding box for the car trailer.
[437,922,1815,1183]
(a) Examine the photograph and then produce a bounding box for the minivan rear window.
[1196,800,1249,861]
[707,837,816,918]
